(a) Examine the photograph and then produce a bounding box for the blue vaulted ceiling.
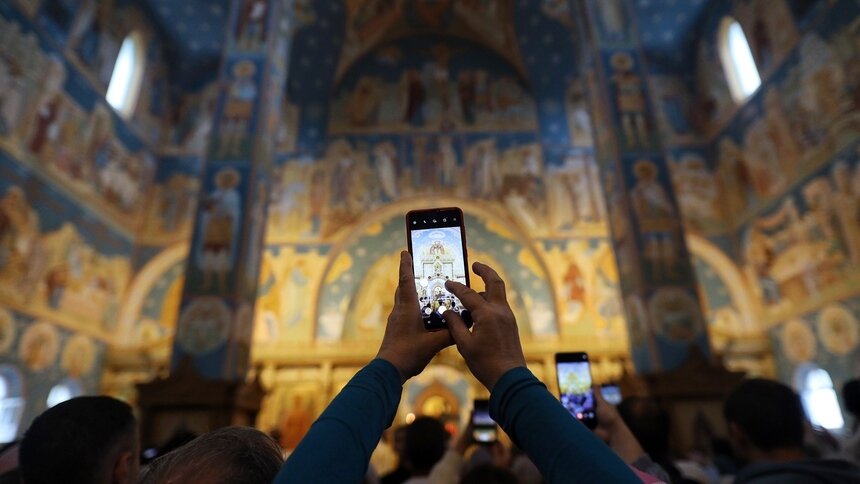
[140,0,718,90]
[630,0,713,74]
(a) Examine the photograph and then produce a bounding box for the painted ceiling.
[139,0,717,88]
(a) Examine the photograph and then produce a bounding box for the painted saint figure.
[218,61,258,159]
[610,53,648,149]
[198,168,242,291]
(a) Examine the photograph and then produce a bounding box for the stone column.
[171,0,293,380]
[575,0,710,372]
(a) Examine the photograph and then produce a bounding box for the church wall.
[686,0,860,397]
[0,0,173,434]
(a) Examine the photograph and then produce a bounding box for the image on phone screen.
[472,399,497,443]
[407,209,470,330]
[556,354,597,428]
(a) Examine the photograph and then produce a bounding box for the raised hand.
[376,251,454,383]
[442,262,526,391]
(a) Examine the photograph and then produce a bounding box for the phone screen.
[601,384,622,406]
[472,399,497,443]
[407,208,471,331]
[556,352,597,429]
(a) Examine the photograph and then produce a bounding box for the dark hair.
[139,427,283,484]
[617,397,671,461]
[843,379,860,417]
[724,379,805,451]
[461,464,519,484]
[19,396,137,484]
[404,417,447,474]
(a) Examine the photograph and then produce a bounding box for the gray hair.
[139,427,283,484]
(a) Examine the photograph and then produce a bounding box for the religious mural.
[330,37,536,134]
[684,0,860,389]
[0,8,159,234]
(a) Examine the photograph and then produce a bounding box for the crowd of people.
[2,252,859,483]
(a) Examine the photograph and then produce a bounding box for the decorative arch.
[687,233,762,333]
[115,243,189,346]
[314,197,559,343]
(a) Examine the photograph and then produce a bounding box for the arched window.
[718,17,761,103]
[106,31,146,118]
[46,378,83,409]
[794,365,844,430]
[0,366,24,443]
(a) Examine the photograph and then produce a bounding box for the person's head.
[617,396,671,462]
[138,427,283,484]
[843,378,860,419]
[19,396,138,484]
[461,464,518,484]
[392,425,407,459]
[404,417,447,476]
[724,379,805,464]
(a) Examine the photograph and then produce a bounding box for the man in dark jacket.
[725,379,860,483]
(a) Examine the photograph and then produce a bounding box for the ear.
[112,451,133,484]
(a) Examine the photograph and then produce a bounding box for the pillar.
[171,0,293,380]
[575,0,710,372]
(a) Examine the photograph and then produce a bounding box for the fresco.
[740,141,860,323]
[0,8,159,233]
[330,37,536,134]
[685,0,860,388]
[0,308,106,440]
[0,154,132,336]
[336,0,524,85]
[769,297,860,401]
[266,139,606,244]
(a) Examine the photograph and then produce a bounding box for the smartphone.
[472,399,497,443]
[601,384,622,406]
[405,207,472,331]
[555,352,598,429]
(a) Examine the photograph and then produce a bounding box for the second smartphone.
[472,399,497,443]
[555,352,598,429]
[406,207,472,331]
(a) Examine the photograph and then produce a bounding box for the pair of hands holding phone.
[376,251,526,391]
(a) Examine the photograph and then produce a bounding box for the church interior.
[0,0,858,460]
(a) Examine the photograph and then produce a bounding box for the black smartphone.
[555,352,598,429]
[405,207,472,331]
[472,399,497,443]
[601,384,622,406]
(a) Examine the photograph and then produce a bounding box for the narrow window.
[795,365,845,430]
[106,31,146,118]
[718,18,761,103]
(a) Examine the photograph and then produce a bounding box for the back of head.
[139,426,283,484]
[617,396,671,461]
[724,379,804,452]
[461,464,518,484]
[404,417,447,475]
[19,396,137,484]
[843,379,860,418]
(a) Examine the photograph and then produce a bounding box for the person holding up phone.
[275,251,637,483]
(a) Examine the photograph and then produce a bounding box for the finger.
[478,291,488,301]
[473,262,506,303]
[427,326,455,350]
[445,280,486,309]
[443,310,472,347]
[396,251,418,306]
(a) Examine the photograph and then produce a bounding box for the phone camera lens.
[443,218,447,222]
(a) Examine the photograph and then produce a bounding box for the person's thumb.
[443,310,471,350]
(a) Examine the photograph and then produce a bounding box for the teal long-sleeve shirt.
[273,359,638,483]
